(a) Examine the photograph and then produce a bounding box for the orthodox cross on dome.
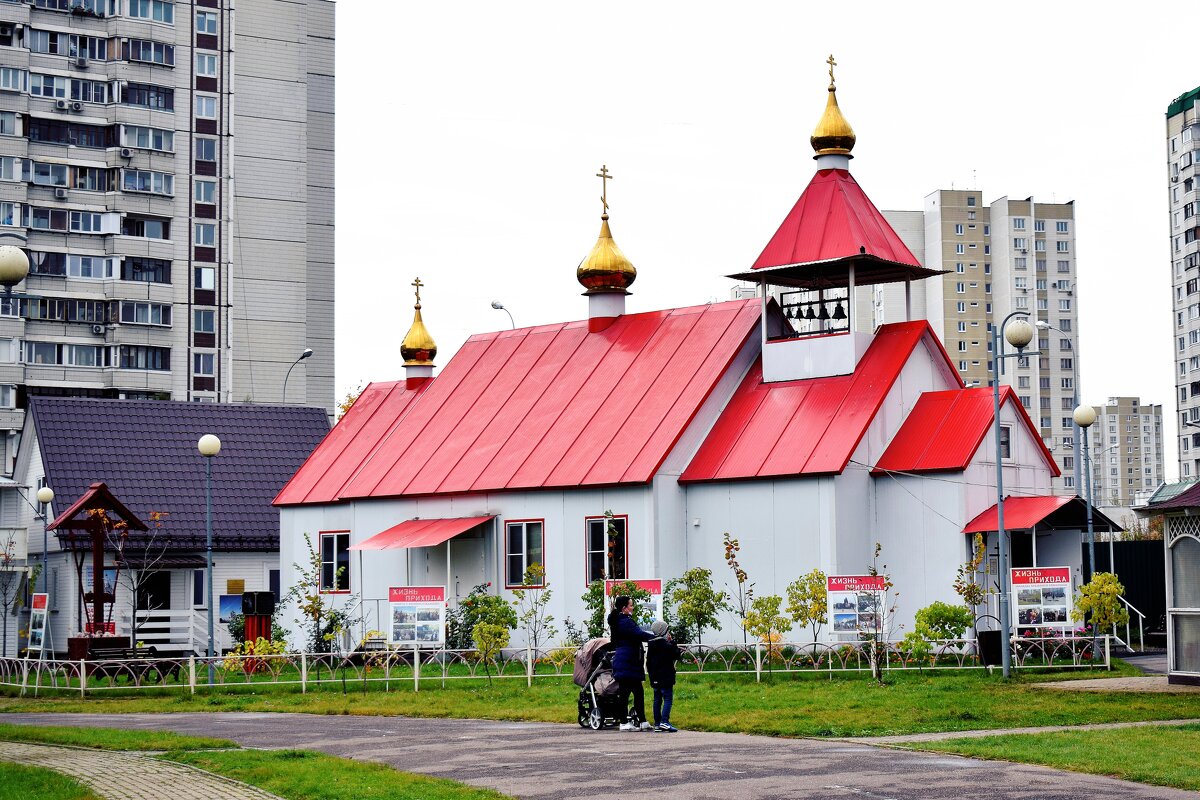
[596,164,612,217]
[826,54,837,89]
[412,276,423,308]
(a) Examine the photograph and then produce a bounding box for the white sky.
[335,2,1188,479]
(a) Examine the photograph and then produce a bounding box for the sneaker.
[618,722,637,732]
[658,723,678,732]
[638,721,653,731]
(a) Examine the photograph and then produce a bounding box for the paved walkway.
[1124,652,1169,675]
[1037,675,1200,692]
[3,712,1197,800]
[0,740,282,800]
[841,717,1200,744]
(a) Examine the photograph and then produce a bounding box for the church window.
[319,531,350,593]
[505,519,543,587]
[999,426,1011,458]
[585,515,627,585]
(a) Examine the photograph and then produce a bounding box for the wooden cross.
[596,164,613,213]
[826,54,837,88]
[412,277,423,306]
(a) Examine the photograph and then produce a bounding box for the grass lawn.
[909,723,1200,791]
[0,724,512,800]
[0,762,100,800]
[3,665,1198,738]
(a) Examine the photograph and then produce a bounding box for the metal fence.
[0,635,1109,697]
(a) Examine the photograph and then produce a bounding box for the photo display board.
[389,586,446,646]
[27,593,47,652]
[1010,567,1073,635]
[826,575,887,637]
[605,579,663,620]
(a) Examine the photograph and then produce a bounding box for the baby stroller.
[573,637,632,730]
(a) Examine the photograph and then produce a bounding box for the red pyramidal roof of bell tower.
[751,168,921,271]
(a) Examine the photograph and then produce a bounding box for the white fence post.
[526,643,533,689]
[754,642,762,683]
[1105,635,1112,671]
[300,653,307,693]
[20,657,28,696]
[188,656,196,695]
[413,645,420,693]
[78,659,86,698]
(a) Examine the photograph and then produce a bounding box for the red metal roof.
[350,516,495,550]
[963,496,1075,533]
[679,321,942,482]
[280,300,761,504]
[872,387,1061,476]
[750,169,922,272]
[274,380,429,506]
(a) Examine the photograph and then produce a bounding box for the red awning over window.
[350,515,495,551]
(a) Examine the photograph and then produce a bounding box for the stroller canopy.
[573,637,611,687]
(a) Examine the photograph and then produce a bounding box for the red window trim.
[584,514,629,588]
[503,518,546,589]
[318,529,351,595]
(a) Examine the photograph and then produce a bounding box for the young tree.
[511,563,556,655]
[664,567,729,645]
[281,532,363,653]
[785,568,828,647]
[723,532,754,644]
[108,511,170,648]
[863,542,899,685]
[473,622,510,685]
[581,579,652,639]
[953,532,987,641]
[913,601,974,640]
[0,530,25,657]
[742,594,791,670]
[1072,572,1130,634]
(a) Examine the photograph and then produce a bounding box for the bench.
[86,646,184,683]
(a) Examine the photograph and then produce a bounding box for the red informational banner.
[826,575,886,592]
[1010,567,1071,585]
[30,593,47,612]
[388,586,446,604]
[604,579,662,596]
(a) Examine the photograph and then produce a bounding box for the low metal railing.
[0,635,1109,697]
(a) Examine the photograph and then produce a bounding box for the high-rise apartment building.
[881,191,1081,495]
[1168,86,1200,480]
[0,0,334,466]
[1086,396,1164,508]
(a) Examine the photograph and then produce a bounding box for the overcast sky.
[335,2,1190,479]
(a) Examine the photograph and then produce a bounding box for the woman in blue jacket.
[607,595,655,731]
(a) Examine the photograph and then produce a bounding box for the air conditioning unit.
[53,187,67,200]
[74,56,87,69]
[54,99,69,111]
[91,324,105,335]
[70,101,83,112]
[119,147,133,158]
[1173,176,1181,182]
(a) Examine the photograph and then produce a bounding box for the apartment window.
[69,34,107,60]
[1014,257,1027,270]
[195,52,217,78]
[194,137,217,162]
[122,82,174,111]
[128,0,174,23]
[956,302,965,313]
[195,9,218,34]
[505,520,544,587]
[72,166,107,191]
[125,39,174,66]
[1019,395,1031,408]
[586,516,626,584]
[29,74,67,99]
[0,111,15,136]
[122,169,174,196]
[194,267,215,290]
[120,301,170,326]
[122,125,174,152]
[319,532,350,593]
[955,282,965,294]
[1051,260,1066,274]
[1014,277,1027,289]
[119,345,169,371]
[999,426,1011,458]
[1059,299,1072,311]
[1056,241,1070,252]
[1061,358,1073,370]
[194,223,216,247]
[194,94,217,119]
[957,322,966,333]
[1034,220,1045,232]
[194,180,216,204]
[0,67,26,93]
[956,263,964,273]
[32,162,67,187]
[0,202,16,228]
[955,243,965,255]
[958,360,967,370]
[1061,378,1073,390]
[1061,417,1073,428]
[193,352,215,377]
[1039,396,1051,410]
[954,223,964,235]
[1039,377,1051,390]
[70,79,108,104]
[193,309,214,333]
[24,342,107,367]
[1013,237,1027,250]
[122,257,170,283]
[1013,218,1026,230]
[67,255,116,278]
[27,207,68,232]
[1015,296,1028,309]
[957,341,967,352]
[983,224,990,236]
[121,215,169,239]
[1037,298,1048,311]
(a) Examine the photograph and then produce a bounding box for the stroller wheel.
[588,704,603,730]
[577,698,590,728]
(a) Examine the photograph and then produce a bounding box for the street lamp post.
[1036,321,1081,495]
[282,348,313,404]
[490,301,515,329]
[992,312,1036,679]
[1073,405,1098,580]
[198,434,221,683]
[36,487,53,596]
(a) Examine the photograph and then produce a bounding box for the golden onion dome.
[401,277,437,366]
[577,213,637,294]
[810,54,856,158]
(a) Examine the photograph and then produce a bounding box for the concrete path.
[841,717,1200,744]
[3,712,1197,800]
[0,740,282,800]
[1037,675,1200,692]
[1124,653,1170,675]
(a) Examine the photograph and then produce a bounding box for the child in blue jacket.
[646,620,681,732]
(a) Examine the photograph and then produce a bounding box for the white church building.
[275,68,1095,647]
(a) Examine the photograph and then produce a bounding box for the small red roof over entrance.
[963,496,1074,533]
[351,516,495,550]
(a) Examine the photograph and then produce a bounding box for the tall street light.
[198,433,221,683]
[36,486,53,597]
[1072,404,1098,580]
[1036,320,1081,495]
[992,312,1037,679]
[490,301,515,329]
[282,348,313,404]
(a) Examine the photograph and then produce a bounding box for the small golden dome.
[577,213,637,294]
[401,277,437,366]
[810,54,856,157]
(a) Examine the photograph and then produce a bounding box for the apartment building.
[1168,86,1200,480]
[0,0,334,468]
[1086,397,1164,508]
[879,191,1081,495]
